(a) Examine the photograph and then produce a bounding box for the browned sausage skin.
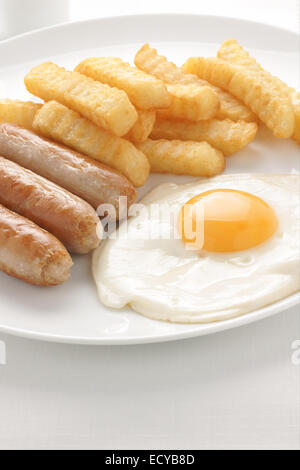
[0,123,137,217]
[0,156,101,254]
[0,204,73,286]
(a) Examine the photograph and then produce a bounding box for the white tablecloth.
[0,0,299,450]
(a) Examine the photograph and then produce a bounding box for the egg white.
[92,174,300,323]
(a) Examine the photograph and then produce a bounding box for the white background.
[0,0,299,450]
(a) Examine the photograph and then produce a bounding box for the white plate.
[0,14,299,345]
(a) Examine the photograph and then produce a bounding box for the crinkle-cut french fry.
[183,57,295,139]
[33,101,150,187]
[137,139,225,177]
[0,99,42,130]
[218,39,262,71]
[134,44,219,121]
[75,57,170,110]
[157,83,219,121]
[218,39,300,144]
[135,44,256,122]
[125,110,156,143]
[135,44,192,83]
[151,118,258,156]
[25,62,138,137]
[213,87,256,122]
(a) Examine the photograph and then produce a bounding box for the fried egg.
[93,174,300,323]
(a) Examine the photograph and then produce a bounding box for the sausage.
[0,204,73,286]
[0,156,101,254]
[0,123,137,217]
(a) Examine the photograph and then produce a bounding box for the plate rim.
[0,13,299,345]
[0,293,299,345]
[0,13,298,46]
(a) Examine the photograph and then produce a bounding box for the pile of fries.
[0,40,298,188]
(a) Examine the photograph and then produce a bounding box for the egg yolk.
[178,189,278,252]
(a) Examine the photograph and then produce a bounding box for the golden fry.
[135,43,197,83]
[157,83,219,121]
[25,62,138,136]
[75,57,170,110]
[33,101,150,187]
[218,39,300,144]
[137,139,225,177]
[135,44,219,120]
[125,110,156,143]
[218,39,262,71]
[213,87,256,122]
[135,44,256,122]
[183,57,295,138]
[0,99,42,130]
[151,118,258,156]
